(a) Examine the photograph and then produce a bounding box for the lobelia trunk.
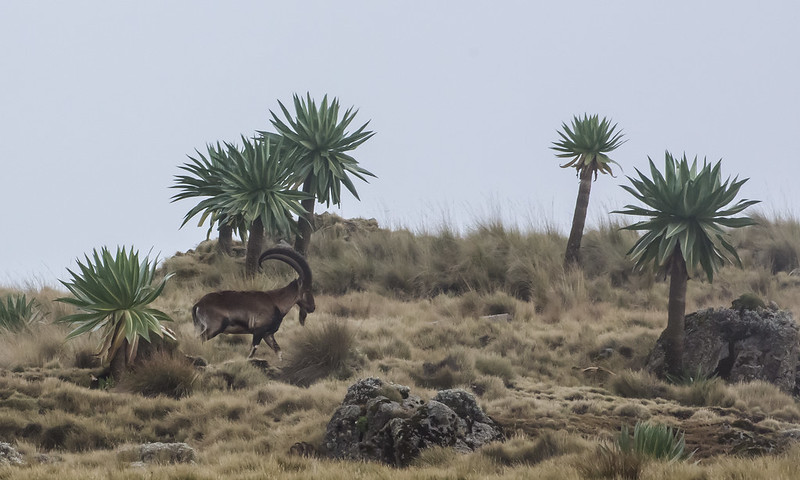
[294,178,316,257]
[245,217,265,277]
[564,167,594,268]
[217,224,233,256]
[664,246,688,377]
[108,341,128,382]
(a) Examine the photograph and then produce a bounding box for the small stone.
[0,442,24,466]
[137,442,196,464]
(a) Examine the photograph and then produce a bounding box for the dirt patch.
[492,385,796,460]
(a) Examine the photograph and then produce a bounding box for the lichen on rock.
[646,307,799,394]
[322,377,503,467]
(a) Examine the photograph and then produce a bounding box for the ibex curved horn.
[258,247,313,288]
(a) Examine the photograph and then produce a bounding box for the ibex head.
[258,247,315,325]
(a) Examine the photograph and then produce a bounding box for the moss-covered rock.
[322,377,503,467]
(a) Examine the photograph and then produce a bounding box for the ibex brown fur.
[192,247,315,360]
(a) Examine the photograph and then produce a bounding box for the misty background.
[1,1,798,285]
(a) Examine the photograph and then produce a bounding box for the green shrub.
[0,293,43,332]
[618,421,692,462]
[578,421,691,479]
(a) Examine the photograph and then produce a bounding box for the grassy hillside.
[2,213,800,478]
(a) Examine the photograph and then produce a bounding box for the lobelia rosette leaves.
[261,93,376,207]
[171,142,249,240]
[212,136,311,238]
[613,152,759,282]
[551,113,626,180]
[56,247,174,365]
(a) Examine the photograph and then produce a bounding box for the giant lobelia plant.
[57,247,174,379]
[552,114,626,267]
[614,152,759,376]
[213,136,310,276]
[171,143,249,255]
[263,93,376,256]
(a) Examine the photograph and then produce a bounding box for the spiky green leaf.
[613,152,759,281]
[260,93,376,207]
[551,114,626,178]
[56,247,174,366]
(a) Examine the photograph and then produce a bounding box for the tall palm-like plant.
[56,247,174,380]
[171,143,248,255]
[614,152,759,376]
[552,114,626,267]
[263,93,376,255]
[214,136,310,276]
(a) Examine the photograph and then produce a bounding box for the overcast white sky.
[2,2,799,286]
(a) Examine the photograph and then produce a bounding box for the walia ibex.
[192,247,315,360]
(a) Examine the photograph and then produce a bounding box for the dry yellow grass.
[1,216,800,478]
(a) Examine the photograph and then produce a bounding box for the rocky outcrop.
[322,378,503,467]
[646,308,799,394]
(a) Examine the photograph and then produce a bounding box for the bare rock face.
[322,378,503,467]
[646,308,799,394]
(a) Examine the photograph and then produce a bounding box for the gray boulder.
[322,378,503,467]
[646,308,799,393]
[120,442,197,466]
[0,442,24,466]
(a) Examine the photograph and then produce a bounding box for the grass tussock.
[729,380,800,421]
[119,351,198,399]
[281,321,361,387]
[480,431,589,466]
[202,359,271,391]
[577,443,645,480]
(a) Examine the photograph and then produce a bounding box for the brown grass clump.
[0,323,69,370]
[474,353,515,385]
[202,359,271,391]
[281,321,361,387]
[729,380,800,421]
[610,370,670,400]
[480,431,589,466]
[119,351,198,399]
[670,376,736,408]
[576,443,644,480]
[411,349,476,389]
[735,212,800,274]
